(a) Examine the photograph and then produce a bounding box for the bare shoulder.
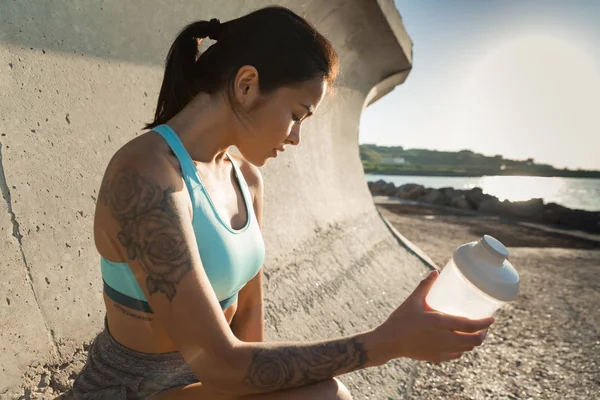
[105,134,180,184]
[94,134,192,260]
[96,134,186,224]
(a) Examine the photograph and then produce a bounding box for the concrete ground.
[378,203,600,399]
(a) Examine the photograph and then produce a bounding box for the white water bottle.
[426,235,520,319]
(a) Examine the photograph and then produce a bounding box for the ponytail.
[145,19,222,129]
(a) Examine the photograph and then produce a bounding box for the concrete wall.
[0,1,423,398]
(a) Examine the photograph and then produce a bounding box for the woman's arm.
[231,158,265,342]
[230,268,264,342]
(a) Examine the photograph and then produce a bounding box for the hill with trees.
[360,144,600,178]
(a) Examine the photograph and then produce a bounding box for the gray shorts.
[65,316,198,399]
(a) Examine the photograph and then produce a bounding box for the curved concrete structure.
[0,1,423,398]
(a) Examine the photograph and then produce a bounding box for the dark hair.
[145,6,339,129]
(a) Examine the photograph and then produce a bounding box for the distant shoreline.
[360,144,600,178]
[364,169,600,179]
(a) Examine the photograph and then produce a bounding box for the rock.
[541,202,570,225]
[367,180,397,196]
[440,187,456,205]
[504,198,545,220]
[451,195,471,210]
[395,184,425,200]
[38,373,49,388]
[383,182,397,196]
[416,187,433,202]
[444,188,469,207]
[440,187,455,197]
[424,189,445,205]
[542,203,600,233]
[465,187,495,209]
[368,180,388,195]
[478,198,505,214]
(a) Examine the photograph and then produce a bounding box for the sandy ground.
[7,202,598,399]
[378,203,600,399]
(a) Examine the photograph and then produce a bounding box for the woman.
[68,6,494,399]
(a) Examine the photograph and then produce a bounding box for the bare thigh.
[149,378,352,400]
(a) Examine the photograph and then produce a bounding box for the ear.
[233,65,260,107]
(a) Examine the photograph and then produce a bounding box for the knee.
[332,378,353,400]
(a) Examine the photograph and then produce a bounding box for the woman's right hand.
[370,270,495,364]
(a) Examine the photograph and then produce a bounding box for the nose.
[287,124,301,146]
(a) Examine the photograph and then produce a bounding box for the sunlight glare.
[450,34,600,170]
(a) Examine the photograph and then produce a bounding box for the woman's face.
[235,77,327,167]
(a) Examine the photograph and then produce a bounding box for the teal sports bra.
[101,124,265,312]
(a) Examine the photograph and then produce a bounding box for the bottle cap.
[453,235,520,302]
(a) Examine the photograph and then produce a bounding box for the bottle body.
[426,258,506,319]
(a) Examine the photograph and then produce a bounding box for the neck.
[166,93,237,164]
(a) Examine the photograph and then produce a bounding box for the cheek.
[274,119,293,141]
[256,112,293,143]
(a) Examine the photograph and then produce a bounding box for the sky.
[359,0,600,170]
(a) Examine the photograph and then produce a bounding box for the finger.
[442,352,464,361]
[432,352,464,363]
[451,330,487,347]
[437,313,495,333]
[437,330,483,352]
[410,270,439,302]
[479,328,489,341]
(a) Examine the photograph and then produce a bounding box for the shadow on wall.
[0,0,240,66]
[0,0,405,95]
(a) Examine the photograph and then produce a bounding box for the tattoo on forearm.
[243,338,368,391]
[103,169,192,301]
[113,303,154,322]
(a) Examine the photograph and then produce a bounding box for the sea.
[365,174,600,212]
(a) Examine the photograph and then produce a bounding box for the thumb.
[410,270,439,301]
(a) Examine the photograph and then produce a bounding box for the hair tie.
[208,18,221,40]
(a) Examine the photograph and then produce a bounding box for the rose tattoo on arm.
[243,339,368,391]
[103,169,192,301]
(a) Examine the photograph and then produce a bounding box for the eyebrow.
[300,104,314,117]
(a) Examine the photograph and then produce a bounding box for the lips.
[272,147,285,158]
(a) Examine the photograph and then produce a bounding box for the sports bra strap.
[153,124,202,194]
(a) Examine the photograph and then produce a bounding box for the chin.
[256,157,270,167]
[243,154,269,167]
[237,148,274,167]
